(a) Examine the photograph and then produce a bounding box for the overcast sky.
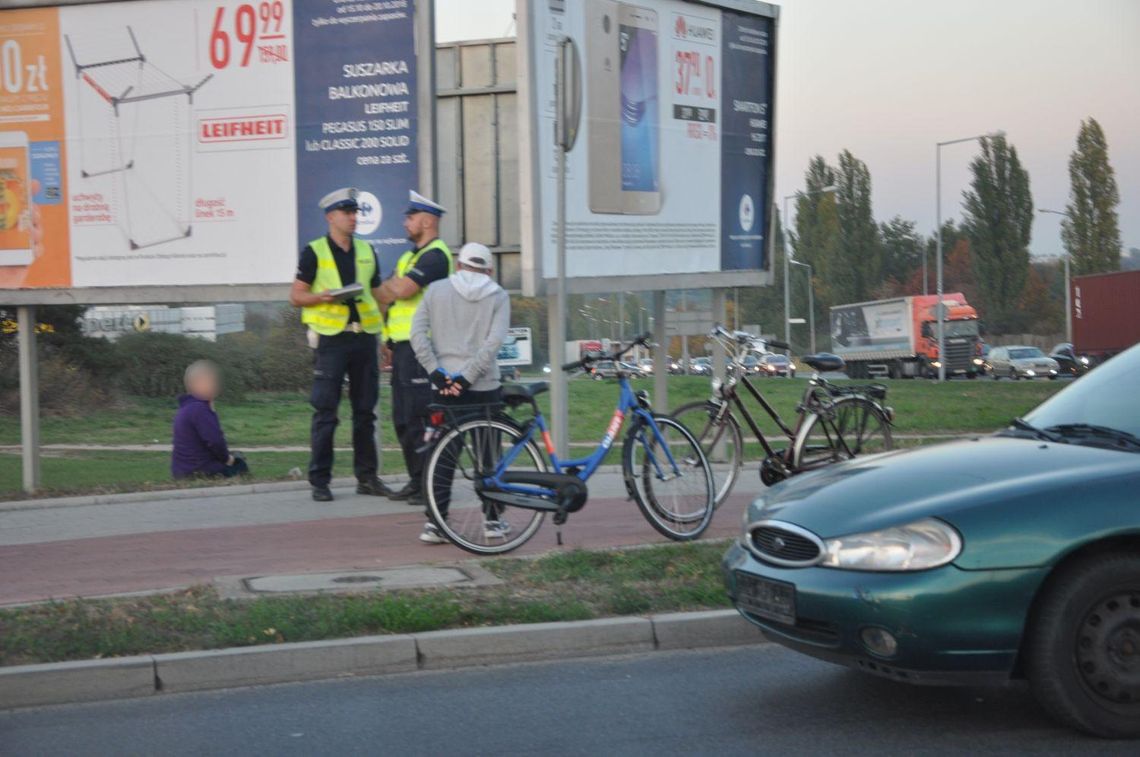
[435,0,1140,260]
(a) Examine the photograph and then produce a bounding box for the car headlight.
[820,518,962,571]
[972,358,984,365]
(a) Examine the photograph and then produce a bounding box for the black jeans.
[430,387,502,520]
[309,331,379,487]
[390,341,433,490]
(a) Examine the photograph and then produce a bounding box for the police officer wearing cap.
[290,187,393,502]
[376,191,454,505]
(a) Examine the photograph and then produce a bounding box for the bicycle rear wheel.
[424,417,547,555]
[790,396,893,471]
[623,415,715,541]
[671,400,743,508]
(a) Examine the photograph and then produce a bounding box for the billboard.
[496,326,533,367]
[517,0,778,296]
[0,0,421,294]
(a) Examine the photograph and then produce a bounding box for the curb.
[0,610,764,709]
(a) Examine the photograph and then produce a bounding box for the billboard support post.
[549,36,577,458]
[17,306,41,494]
[653,291,667,413]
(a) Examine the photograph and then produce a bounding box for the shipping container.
[1071,270,1140,359]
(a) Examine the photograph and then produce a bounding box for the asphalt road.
[2,645,1132,756]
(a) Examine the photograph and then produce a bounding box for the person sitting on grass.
[171,360,249,480]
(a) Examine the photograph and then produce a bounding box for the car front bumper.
[722,540,1047,685]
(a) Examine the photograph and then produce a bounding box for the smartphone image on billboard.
[586,0,622,214]
[618,4,660,215]
[0,131,34,267]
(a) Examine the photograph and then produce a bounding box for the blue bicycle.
[422,334,716,555]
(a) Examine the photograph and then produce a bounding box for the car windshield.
[694,358,710,365]
[765,355,788,364]
[942,320,979,338]
[1024,343,1140,439]
[1009,347,1045,360]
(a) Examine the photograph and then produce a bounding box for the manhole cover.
[243,566,477,594]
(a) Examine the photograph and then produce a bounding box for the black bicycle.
[672,326,894,506]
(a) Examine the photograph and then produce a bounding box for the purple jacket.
[171,395,230,478]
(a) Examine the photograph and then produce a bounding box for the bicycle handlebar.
[708,324,789,353]
[561,332,654,373]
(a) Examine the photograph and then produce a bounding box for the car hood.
[1011,357,1057,366]
[750,436,1140,539]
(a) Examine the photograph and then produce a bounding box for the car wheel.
[592,373,604,381]
[1009,369,1018,381]
[1025,552,1140,738]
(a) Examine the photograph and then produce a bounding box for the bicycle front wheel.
[790,396,893,472]
[671,400,743,508]
[424,417,547,555]
[623,415,715,541]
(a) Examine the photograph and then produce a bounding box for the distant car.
[1050,343,1091,378]
[637,358,654,375]
[499,366,521,382]
[739,354,764,374]
[758,353,795,378]
[986,345,1059,380]
[668,358,684,375]
[724,341,1140,738]
[542,364,552,374]
[975,342,991,376]
[689,357,712,376]
[588,360,642,380]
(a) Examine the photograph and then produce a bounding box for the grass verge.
[0,542,732,667]
[0,378,1062,498]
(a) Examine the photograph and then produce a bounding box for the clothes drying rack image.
[65,27,212,250]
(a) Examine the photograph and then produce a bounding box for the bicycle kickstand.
[553,506,569,546]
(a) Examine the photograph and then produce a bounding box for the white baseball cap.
[457,242,492,271]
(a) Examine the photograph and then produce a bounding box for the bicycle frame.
[482,375,681,501]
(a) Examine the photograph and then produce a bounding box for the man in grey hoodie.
[410,242,511,544]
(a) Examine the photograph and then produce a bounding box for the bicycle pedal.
[553,508,569,526]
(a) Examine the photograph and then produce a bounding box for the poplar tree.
[1062,118,1122,275]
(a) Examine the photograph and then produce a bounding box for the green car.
[723,342,1140,738]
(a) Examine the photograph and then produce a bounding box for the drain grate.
[331,575,383,584]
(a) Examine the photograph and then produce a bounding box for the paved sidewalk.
[0,471,762,606]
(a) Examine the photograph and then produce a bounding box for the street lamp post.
[789,260,815,354]
[783,185,836,373]
[1038,208,1073,344]
[935,131,1003,382]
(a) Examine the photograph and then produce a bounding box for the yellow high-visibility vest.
[300,236,383,336]
[385,238,454,342]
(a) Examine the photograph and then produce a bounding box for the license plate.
[736,572,796,626]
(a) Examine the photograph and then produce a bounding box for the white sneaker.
[483,519,512,539]
[419,521,447,545]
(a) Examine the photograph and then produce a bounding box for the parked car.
[1050,342,1091,378]
[723,341,1140,737]
[985,345,1060,380]
[758,353,795,378]
[689,357,712,376]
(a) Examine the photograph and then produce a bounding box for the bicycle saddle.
[501,381,549,405]
[800,353,846,373]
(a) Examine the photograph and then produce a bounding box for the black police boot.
[387,482,420,501]
[357,478,394,497]
[311,485,334,502]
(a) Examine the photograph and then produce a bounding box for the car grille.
[749,524,823,566]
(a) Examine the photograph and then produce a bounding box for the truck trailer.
[830,294,983,379]
[1072,270,1140,362]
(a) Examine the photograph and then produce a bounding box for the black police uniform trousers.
[309,331,379,487]
[390,340,433,490]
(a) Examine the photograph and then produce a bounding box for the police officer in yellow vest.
[290,187,393,502]
[376,191,454,505]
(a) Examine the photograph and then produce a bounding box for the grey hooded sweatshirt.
[410,269,511,392]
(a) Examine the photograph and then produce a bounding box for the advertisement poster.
[0,0,419,291]
[518,0,776,292]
